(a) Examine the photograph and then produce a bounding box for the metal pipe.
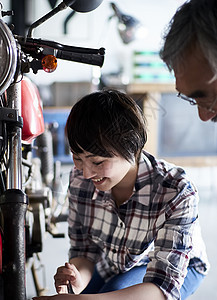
[6,81,22,190]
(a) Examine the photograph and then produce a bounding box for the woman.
[34,89,209,300]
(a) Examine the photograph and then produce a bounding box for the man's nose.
[82,164,96,179]
[198,106,217,122]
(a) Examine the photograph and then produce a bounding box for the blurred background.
[1,0,217,299]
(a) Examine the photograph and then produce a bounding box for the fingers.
[56,284,68,294]
[54,263,78,294]
[64,262,78,272]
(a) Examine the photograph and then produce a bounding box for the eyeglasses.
[177,92,217,113]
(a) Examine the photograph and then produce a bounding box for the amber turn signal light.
[41,55,57,73]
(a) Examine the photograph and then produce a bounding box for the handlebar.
[16,36,105,71]
[56,49,104,67]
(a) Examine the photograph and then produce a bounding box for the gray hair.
[160,0,217,79]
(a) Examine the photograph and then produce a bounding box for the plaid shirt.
[68,150,209,300]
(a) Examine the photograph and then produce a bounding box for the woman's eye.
[73,157,81,162]
[73,157,82,165]
[93,161,103,166]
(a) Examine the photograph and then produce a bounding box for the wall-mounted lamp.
[110,2,147,44]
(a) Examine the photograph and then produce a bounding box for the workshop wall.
[3,0,186,84]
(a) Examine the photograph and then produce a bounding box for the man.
[160,0,217,122]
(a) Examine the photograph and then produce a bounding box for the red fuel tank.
[21,77,44,143]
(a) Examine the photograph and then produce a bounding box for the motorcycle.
[0,1,105,299]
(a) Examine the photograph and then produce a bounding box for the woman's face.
[72,150,136,191]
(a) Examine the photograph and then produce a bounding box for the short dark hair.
[66,89,147,162]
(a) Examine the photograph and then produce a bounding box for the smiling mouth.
[92,177,104,183]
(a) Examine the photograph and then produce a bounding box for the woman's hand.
[54,262,83,294]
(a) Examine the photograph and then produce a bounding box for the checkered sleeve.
[143,167,198,300]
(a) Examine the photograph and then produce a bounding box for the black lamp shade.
[64,0,104,12]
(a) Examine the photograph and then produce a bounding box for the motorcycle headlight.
[0,19,17,95]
